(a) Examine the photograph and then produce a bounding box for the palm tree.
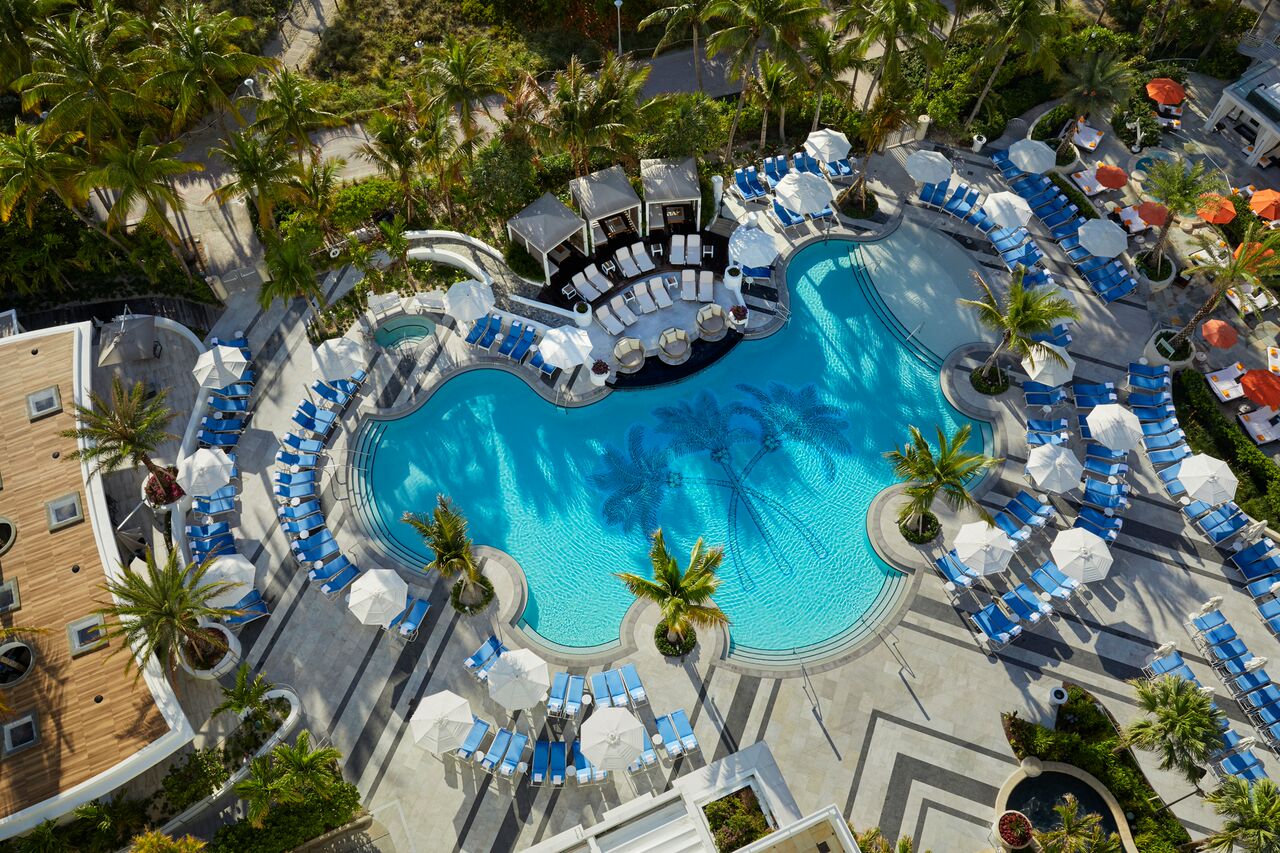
[402,495,489,609]
[616,528,730,646]
[639,0,717,92]
[752,53,796,154]
[254,68,335,162]
[1198,776,1280,852]
[72,795,148,852]
[234,755,282,828]
[212,662,275,729]
[705,0,821,162]
[14,820,61,853]
[854,828,930,853]
[0,0,69,90]
[1122,674,1225,788]
[1140,158,1226,270]
[885,423,999,533]
[1058,50,1136,127]
[532,55,650,175]
[837,0,947,110]
[208,129,298,233]
[129,831,206,853]
[848,85,910,206]
[1035,794,1121,853]
[957,268,1079,383]
[61,375,178,491]
[1170,222,1280,350]
[260,231,324,318]
[97,548,239,678]
[964,0,1064,128]
[272,729,343,804]
[415,100,464,225]
[591,53,652,165]
[285,155,344,240]
[359,104,422,222]
[802,25,855,132]
[497,71,543,151]
[420,34,497,143]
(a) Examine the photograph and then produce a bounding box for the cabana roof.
[507,193,586,253]
[641,158,700,204]
[569,165,641,223]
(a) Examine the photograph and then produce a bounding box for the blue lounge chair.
[627,738,659,773]
[745,167,767,196]
[1246,573,1280,598]
[763,156,783,186]
[655,714,684,757]
[1031,325,1073,348]
[1140,418,1181,437]
[1032,561,1080,599]
[993,512,1031,547]
[464,317,487,345]
[827,157,854,178]
[1026,388,1068,408]
[457,718,490,761]
[933,554,975,590]
[1242,684,1280,713]
[465,636,503,670]
[308,555,353,582]
[605,669,628,706]
[320,564,359,595]
[226,596,269,628]
[1149,444,1191,467]
[550,741,567,785]
[928,180,951,206]
[773,200,804,229]
[283,433,324,455]
[480,728,512,772]
[572,744,603,783]
[1208,639,1252,666]
[919,181,937,203]
[1130,362,1171,379]
[590,672,612,708]
[565,675,586,717]
[275,484,318,503]
[476,644,507,681]
[732,169,760,200]
[497,321,523,357]
[1193,610,1229,634]
[1232,670,1273,696]
[187,521,231,540]
[1240,556,1280,583]
[207,395,250,414]
[620,664,647,704]
[197,431,239,448]
[330,371,365,398]
[277,450,319,469]
[212,382,254,399]
[1233,540,1278,570]
[1132,404,1176,423]
[1129,373,1171,393]
[1005,498,1048,530]
[500,732,528,776]
[1200,624,1238,648]
[1083,457,1127,480]
[290,413,332,437]
[313,381,352,408]
[398,599,430,641]
[193,496,235,516]
[276,470,317,487]
[531,740,550,784]
[1220,751,1266,780]
[477,316,502,349]
[1145,650,1184,678]
[510,327,536,362]
[297,399,337,425]
[1208,515,1249,547]
[1130,390,1172,407]
[192,534,235,559]
[279,501,322,522]
[1142,430,1186,452]
[281,516,325,537]
[971,603,1022,648]
[1000,592,1046,627]
[547,673,570,716]
[672,709,699,752]
[292,530,336,559]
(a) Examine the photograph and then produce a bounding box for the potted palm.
[98,549,243,682]
[616,528,729,657]
[1137,158,1225,293]
[402,496,493,614]
[996,810,1034,850]
[61,377,183,509]
[573,300,592,328]
[884,423,1001,543]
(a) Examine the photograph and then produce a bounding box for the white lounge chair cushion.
[585,264,613,294]
[1240,407,1280,445]
[611,295,638,325]
[681,269,696,301]
[573,272,601,300]
[686,234,702,265]
[632,242,655,272]
[670,234,686,265]
[616,246,641,278]
[650,277,673,308]
[632,281,658,313]
[1207,362,1246,402]
[596,306,625,335]
[698,270,714,302]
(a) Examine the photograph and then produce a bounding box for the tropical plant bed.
[899,511,941,544]
[144,465,185,506]
[970,366,1010,395]
[450,574,495,615]
[184,626,232,670]
[838,191,879,220]
[1137,251,1174,281]
[703,786,773,852]
[654,621,697,657]
[1003,683,1190,852]
[1047,174,1099,220]
[1152,330,1192,362]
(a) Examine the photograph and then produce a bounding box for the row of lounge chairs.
[732,151,854,203]
[955,560,1082,649]
[464,316,559,378]
[594,271,716,335]
[567,234,707,304]
[198,335,256,448]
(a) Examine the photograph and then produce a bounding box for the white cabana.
[1009,139,1056,174]
[1203,63,1280,168]
[1051,527,1113,583]
[192,345,249,389]
[954,522,1015,576]
[904,150,952,184]
[410,691,473,755]
[1177,454,1239,505]
[641,158,701,235]
[570,165,642,252]
[774,171,835,216]
[1086,404,1143,452]
[578,707,646,770]
[1026,444,1083,494]
[804,128,852,164]
[487,649,551,712]
[1021,343,1075,387]
[347,569,409,627]
[1078,219,1128,259]
[728,225,780,269]
[538,326,595,368]
[506,193,589,285]
[443,278,495,326]
[985,191,1033,228]
[177,448,234,496]
[205,555,256,608]
[312,336,366,381]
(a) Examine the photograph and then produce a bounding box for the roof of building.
[569,165,642,222]
[641,158,701,204]
[507,193,586,253]
[0,326,184,830]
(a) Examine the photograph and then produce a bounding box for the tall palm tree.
[260,231,323,317]
[639,0,717,92]
[802,24,855,132]
[532,55,651,175]
[1058,50,1136,126]
[1171,222,1280,349]
[616,528,729,646]
[1035,794,1121,853]
[885,424,998,533]
[233,756,281,829]
[752,53,796,153]
[964,0,1064,128]
[402,495,489,608]
[705,0,821,162]
[285,155,344,240]
[416,100,464,225]
[72,795,149,853]
[61,375,178,489]
[254,68,336,162]
[1141,158,1226,268]
[1122,674,1225,787]
[838,0,947,109]
[126,831,207,853]
[497,71,543,152]
[591,53,652,166]
[947,0,996,40]
[848,85,910,205]
[957,268,1078,383]
[272,729,343,804]
[1199,776,1280,852]
[208,129,298,233]
[212,662,275,729]
[359,103,422,222]
[420,34,497,143]
[97,548,238,678]
[0,0,69,89]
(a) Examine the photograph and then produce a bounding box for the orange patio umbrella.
[1201,319,1238,349]
[1095,163,1128,189]
[1235,241,1277,265]
[1242,370,1280,409]
[1198,194,1236,225]
[1250,188,1280,220]
[1137,201,1169,227]
[1146,78,1186,106]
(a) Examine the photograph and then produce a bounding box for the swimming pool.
[351,234,989,659]
[375,316,435,348]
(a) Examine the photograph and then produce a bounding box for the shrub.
[654,620,697,657]
[332,178,401,233]
[450,575,495,615]
[1047,173,1100,220]
[162,747,230,813]
[1219,194,1260,248]
[899,511,940,544]
[503,238,545,280]
[971,366,1010,395]
[1031,104,1074,143]
[703,787,772,852]
[209,781,362,853]
[1112,95,1161,149]
[467,139,541,224]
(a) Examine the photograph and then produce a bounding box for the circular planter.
[1143,328,1194,368]
[572,302,592,329]
[140,472,183,513]
[1049,685,1070,705]
[179,620,240,681]
[729,306,749,331]
[995,810,1034,851]
[1137,251,1177,292]
[589,360,610,387]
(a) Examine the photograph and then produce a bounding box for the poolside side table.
[602,260,617,277]
[651,243,664,260]
[581,694,593,708]
[651,733,662,747]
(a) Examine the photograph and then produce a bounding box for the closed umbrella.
[728,225,780,268]
[312,337,366,380]
[1095,164,1128,189]
[205,554,256,607]
[1136,201,1169,227]
[1086,404,1143,452]
[1251,189,1280,220]
[177,448,234,496]
[537,326,594,368]
[1009,139,1056,174]
[1243,370,1280,409]
[443,279,494,325]
[774,171,835,215]
[1146,78,1185,105]
[192,345,249,389]
[410,691,473,755]
[1177,454,1238,505]
[1078,218,1128,259]
[1020,343,1075,387]
[904,149,952,184]
[953,522,1015,576]
[347,568,409,627]
[985,191,1033,229]
[487,648,551,712]
[804,128,851,163]
[1198,194,1236,225]
[1051,527,1113,583]
[1200,319,1238,349]
[578,707,646,771]
[1026,444,1083,494]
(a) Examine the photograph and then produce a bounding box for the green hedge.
[1172,368,1280,526]
[1047,173,1099,220]
[703,787,772,852]
[210,781,362,853]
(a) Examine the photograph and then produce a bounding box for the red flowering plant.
[145,466,185,506]
[998,811,1032,846]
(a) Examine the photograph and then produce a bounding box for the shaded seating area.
[570,165,643,254]
[641,157,701,237]
[506,193,589,287]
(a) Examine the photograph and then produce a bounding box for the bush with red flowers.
[144,466,185,507]
[730,305,748,322]
[998,811,1032,847]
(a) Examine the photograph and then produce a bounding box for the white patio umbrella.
[537,326,595,368]
[985,191,1033,228]
[1020,343,1075,387]
[1009,139,1056,174]
[192,345,249,389]
[728,225,780,269]
[487,648,551,712]
[804,128,852,163]
[1026,444,1084,494]
[1086,404,1143,452]
[904,149,952,184]
[953,522,1015,576]
[578,707,646,770]
[1078,218,1129,259]
[312,336,366,380]
[1051,527,1113,583]
[347,568,409,627]
[1177,454,1238,505]
[774,171,835,215]
[177,448,234,495]
[205,554,256,607]
[443,278,494,325]
[410,691,473,755]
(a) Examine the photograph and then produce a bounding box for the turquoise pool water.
[352,236,987,655]
[375,316,435,348]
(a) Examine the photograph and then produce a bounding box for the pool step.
[846,246,940,370]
